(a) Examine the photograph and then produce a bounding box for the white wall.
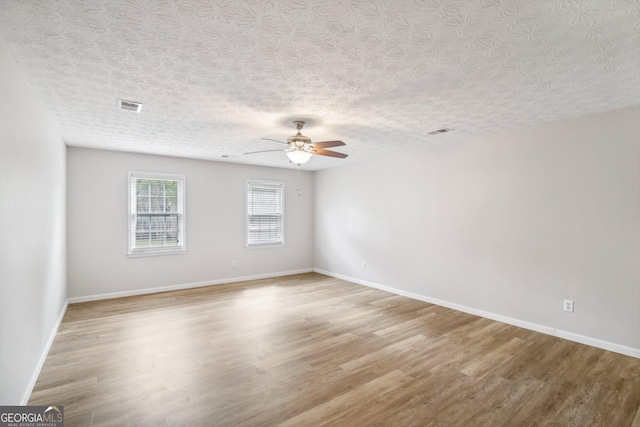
[314,106,640,354]
[67,148,314,299]
[0,38,67,404]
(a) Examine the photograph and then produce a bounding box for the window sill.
[128,248,187,258]
[245,243,285,249]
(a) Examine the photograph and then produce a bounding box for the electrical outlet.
[361,262,366,270]
[563,299,574,312]
[232,260,237,268]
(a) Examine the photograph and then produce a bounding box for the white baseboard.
[68,269,314,304]
[315,269,640,359]
[21,299,68,405]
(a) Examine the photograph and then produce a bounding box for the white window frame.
[128,171,186,257]
[246,179,285,248]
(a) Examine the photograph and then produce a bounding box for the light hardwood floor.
[30,273,640,426]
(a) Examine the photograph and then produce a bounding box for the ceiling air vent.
[118,100,142,113]
[428,128,452,135]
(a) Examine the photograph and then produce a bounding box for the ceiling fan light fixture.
[286,149,313,165]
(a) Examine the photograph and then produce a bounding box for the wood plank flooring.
[29,273,640,426]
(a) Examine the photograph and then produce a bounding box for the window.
[128,171,186,257]
[246,179,284,247]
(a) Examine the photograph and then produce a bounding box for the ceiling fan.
[245,121,348,165]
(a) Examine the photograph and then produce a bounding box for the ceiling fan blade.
[313,148,348,159]
[261,137,288,145]
[244,149,286,155]
[309,140,346,149]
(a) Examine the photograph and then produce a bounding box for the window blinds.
[247,180,284,247]
[129,172,185,255]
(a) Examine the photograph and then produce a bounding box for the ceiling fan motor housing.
[287,134,312,148]
[287,121,312,148]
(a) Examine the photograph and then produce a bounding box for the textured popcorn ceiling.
[0,0,638,170]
